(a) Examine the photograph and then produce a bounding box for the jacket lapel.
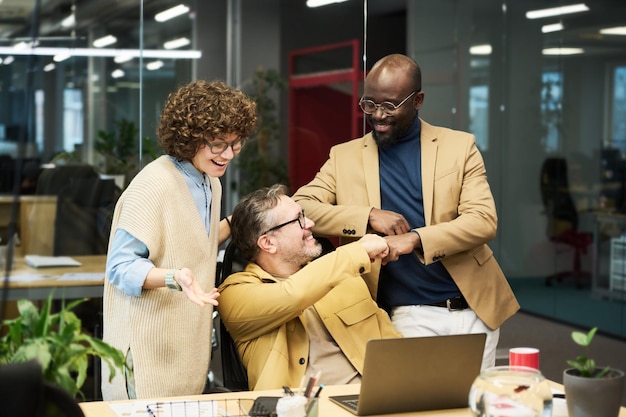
[362,133,381,208]
[420,120,437,226]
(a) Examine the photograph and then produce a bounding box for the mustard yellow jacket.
[216,242,402,390]
[293,120,520,330]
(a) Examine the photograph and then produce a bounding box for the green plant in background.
[237,67,290,196]
[96,118,160,177]
[0,293,126,399]
[567,326,610,378]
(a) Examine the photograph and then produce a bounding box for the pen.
[313,384,324,398]
[305,370,322,398]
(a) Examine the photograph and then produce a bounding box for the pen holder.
[305,398,319,417]
[275,395,318,417]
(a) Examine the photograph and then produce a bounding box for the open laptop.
[329,333,486,416]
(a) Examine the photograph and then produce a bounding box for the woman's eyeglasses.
[205,137,247,154]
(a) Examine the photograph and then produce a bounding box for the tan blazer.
[217,242,402,390]
[293,119,519,330]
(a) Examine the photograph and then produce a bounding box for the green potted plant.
[564,327,624,417]
[96,118,160,188]
[237,67,289,196]
[0,293,126,399]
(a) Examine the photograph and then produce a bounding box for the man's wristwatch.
[165,269,182,291]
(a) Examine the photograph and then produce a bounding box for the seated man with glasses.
[217,184,402,390]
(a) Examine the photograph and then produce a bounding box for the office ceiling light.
[526,3,588,19]
[469,44,492,55]
[163,37,190,49]
[93,35,117,48]
[542,47,584,55]
[542,23,564,33]
[3,56,14,65]
[306,0,349,7]
[111,69,125,79]
[155,4,190,22]
[600,26,626,36]
[61,14,75,28]
[146,60,164,70]
[1,46,201,60]
[43,63,55,72]
[53,52,71,62]
[114,54,133,63]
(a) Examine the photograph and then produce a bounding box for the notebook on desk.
[328,333,486,416]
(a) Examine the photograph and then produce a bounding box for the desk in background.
[78,381,626,417]
[1,254,105,301]
[0,194,57,256]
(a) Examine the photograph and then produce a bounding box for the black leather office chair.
[213,240,250,392]
[540,157,592,288]
[0,361,85,417]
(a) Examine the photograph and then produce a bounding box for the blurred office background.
[1,0,626,338]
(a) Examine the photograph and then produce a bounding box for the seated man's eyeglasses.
[359,91,417,116]
[262,210,306,235]
[205,137,247,154]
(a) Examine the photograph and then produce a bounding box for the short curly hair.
[157,80,258,161]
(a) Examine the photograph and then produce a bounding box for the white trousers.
[391,305,499,372]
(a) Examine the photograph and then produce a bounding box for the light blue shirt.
[106,156,213,296]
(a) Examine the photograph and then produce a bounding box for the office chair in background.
[540,157,592,288]
[0,360,85,417]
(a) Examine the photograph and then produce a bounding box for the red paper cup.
[509,347,540,369]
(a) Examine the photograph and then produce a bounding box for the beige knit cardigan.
[101,156,220,400]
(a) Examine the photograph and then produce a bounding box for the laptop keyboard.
[342,398,359,412]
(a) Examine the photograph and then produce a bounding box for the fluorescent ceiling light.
[600,26,626,36]
[526,3,588,19]
[469,44,492,55]
[0,46,201,60]
[542,23,564,33]
[43,63,55,72]
[155,4,190,22]
[114,54,133,63]
[306,0,349,7]
[542,47,584,55]
[61,14,75,28]
[53,52,71,62]
[146,60,164,70]
[93,35,117,48]
[111,69,125,79]
[163,37,190,49]
[3,56,14,65]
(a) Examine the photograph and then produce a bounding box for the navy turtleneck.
[377,115,461,310]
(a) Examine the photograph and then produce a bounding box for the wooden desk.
[0,194,57,256]
[1,255,105,301]
[78,381,626,417]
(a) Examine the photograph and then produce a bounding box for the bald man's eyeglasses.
[359,91,417,116]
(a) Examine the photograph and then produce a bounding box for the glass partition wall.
[2,0,626,352]
[0,0,195,258]
[406,0,626,337]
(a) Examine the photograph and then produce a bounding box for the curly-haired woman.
[102,80,258,400]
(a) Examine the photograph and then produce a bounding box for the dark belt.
[424,295,469,311]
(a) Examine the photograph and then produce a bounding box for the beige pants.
[391,304,499,371]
